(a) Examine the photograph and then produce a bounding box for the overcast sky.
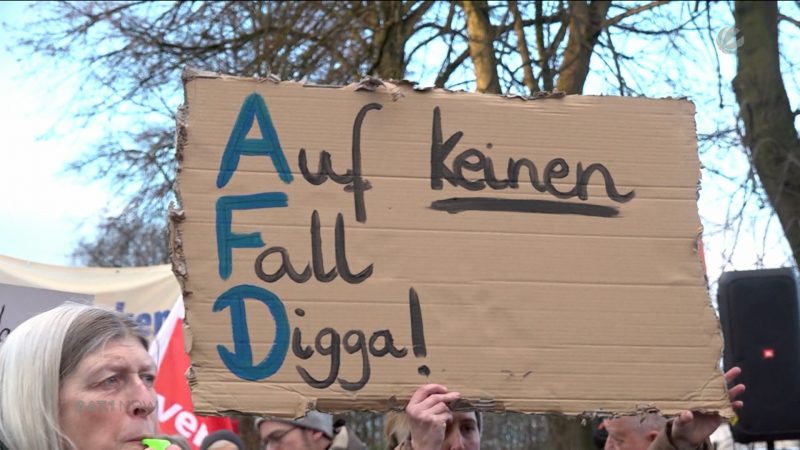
[0,1,111,265]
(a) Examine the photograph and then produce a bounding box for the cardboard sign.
[0,283,92,344]
[174,71,731,418]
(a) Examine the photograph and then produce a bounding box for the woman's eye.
[141,373,156,387]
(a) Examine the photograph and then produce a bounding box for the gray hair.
[0,303,147,450]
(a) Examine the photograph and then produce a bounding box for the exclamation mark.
[409,287,430,376]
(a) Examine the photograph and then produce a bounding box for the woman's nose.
[127,376,157,417]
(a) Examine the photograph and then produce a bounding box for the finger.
[707,412,722,425]
[425,401,453,416]
[429,410,453,427]
[409,384,450,406]
[166,446,182,450]
[407,391,460,415]
[675,410,694,426]
[406,392,461,411]
[728,383,745,401]
[731,400,744,410]
[418,392,461,408]
[724,366,742,384]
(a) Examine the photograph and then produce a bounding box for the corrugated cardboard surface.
[174,72,731,418]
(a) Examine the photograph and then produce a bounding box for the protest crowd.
[3,0,799,449]
[0,302,744,450]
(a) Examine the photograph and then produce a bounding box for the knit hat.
[256,411,334,439]
[200,430,244,450]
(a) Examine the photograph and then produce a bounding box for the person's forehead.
[80,337,154,373]
[208,442,239,450]
[605,416,637,434]
[259,420,296,434]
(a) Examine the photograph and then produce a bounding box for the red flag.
[150,297,237,449]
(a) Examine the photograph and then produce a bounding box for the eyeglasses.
[261,426,299,449]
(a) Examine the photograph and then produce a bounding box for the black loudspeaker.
[718,268,800,443]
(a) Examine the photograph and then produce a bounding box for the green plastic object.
[142,438,172,450]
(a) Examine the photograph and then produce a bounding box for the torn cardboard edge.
[171,73,193,363]
[180,66,569,102]
[311,396,728,420]
[167,203,196,370]
[167,205,186,293]
[187,383,708,421]
[195,403,723,422]
[178,67,700,108]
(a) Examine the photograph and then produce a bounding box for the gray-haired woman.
[0,303,181,450]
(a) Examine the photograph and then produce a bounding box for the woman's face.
[59,336,158,450]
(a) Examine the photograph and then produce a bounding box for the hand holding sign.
[668,367,745,449]
[405,384,461,450]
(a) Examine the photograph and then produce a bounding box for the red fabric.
[154,318,237,449]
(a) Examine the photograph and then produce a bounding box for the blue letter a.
[217,93,294,188]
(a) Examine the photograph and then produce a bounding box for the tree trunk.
[509,0,538,94]
[371,1,407,80]
[369,1,433,80]
[462,0,502,94]
[556,0,610,94]
[733,1,800,268]
[535,0,555,92]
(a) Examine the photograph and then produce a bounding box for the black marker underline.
[430,197,619,218]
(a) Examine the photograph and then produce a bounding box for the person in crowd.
[257,410,366,450]
[200,429,244,450]
[384,411,411,450]
[603,366,745,450]
[0,303,182,450]
[601,413,666,450]
[393,384,480,450]
[395,367,744,450]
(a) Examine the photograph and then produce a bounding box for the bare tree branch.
[436,48,471,88]
[779,12,800,29]
[602,28,627,95]
[602,0,669,28]
[509,0,538,94]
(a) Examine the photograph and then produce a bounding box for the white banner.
[0,254,180,338]
[0,283,92,344]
